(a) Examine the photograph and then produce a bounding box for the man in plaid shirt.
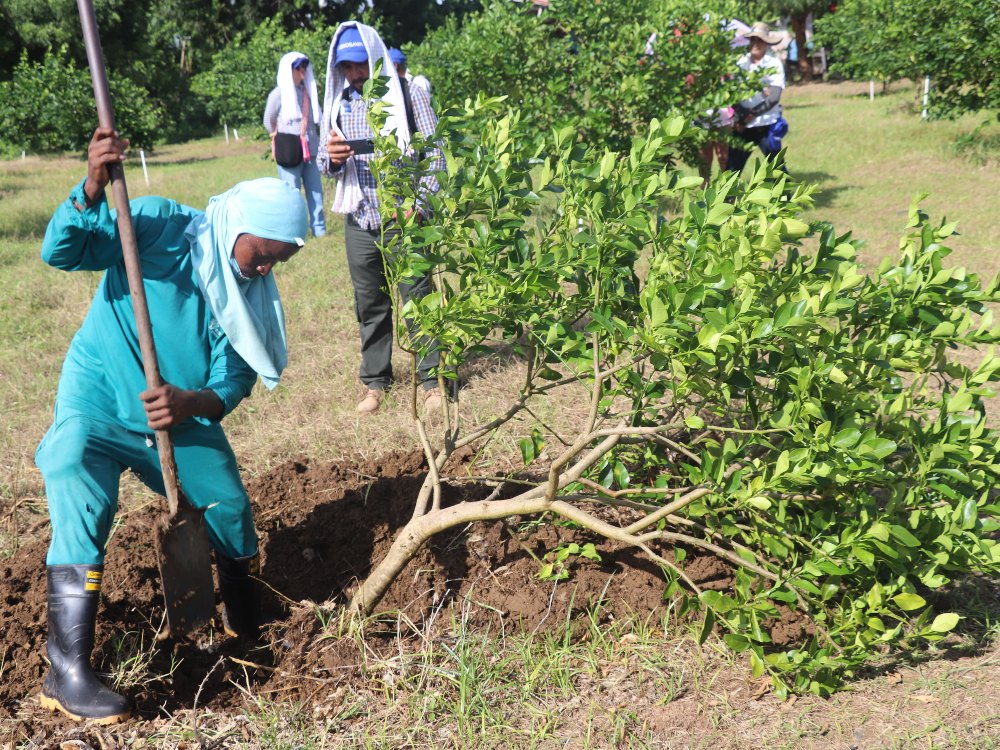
[318,25,445,415]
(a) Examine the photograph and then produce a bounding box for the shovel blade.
[155,502,216,637]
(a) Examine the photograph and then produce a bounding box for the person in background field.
[388,47,432,99]
[264,52,326,238]
[35,126,307,724]
[696,106,734,187]
[726,22,789,176]
[318,23,446,416]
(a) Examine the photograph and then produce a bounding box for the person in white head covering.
[317,22,447,416]
[264,51,326,237]
[34,126,307,724]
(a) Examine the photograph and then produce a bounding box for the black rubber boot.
[216,553,263,640]
[39,565,131,724]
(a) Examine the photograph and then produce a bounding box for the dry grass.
[5,599,998,748]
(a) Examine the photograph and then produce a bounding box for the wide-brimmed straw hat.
[746,21,781,45]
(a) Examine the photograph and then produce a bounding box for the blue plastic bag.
[764,117,789,152]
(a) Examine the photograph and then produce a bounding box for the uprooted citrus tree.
[330,87,1000,697]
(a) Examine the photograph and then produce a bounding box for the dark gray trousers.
[344,217,440,390]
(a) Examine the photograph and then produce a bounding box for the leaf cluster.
[410,0,758,163]
[0,46,162,152]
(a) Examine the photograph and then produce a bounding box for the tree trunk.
[346,496,553,617]
[790,13,813,83]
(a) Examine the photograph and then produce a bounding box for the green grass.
[225,606,698,750]
[2,82,1000,747]
[783,81,1000,277]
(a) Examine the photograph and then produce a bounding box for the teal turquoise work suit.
[36,179,259,566]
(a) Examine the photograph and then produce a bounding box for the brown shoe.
[422,386,443,412]
[356,388,383,414]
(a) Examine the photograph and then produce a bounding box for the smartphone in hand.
[345,138,376,156]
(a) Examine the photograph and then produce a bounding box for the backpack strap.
[336,86,349,131]
[399,77,419,136]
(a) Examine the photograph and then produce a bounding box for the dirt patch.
[766,603,818,648]
[0,449,735,734]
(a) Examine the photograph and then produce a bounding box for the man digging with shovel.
[34,126,308,724]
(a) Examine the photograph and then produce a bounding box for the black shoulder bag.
[274,132,303,168]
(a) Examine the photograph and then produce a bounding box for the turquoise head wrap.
[185,178,308,390]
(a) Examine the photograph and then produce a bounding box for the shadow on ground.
[457,340,526,383]
[854,575,1000,682]
[794,170,851,209]
[145,156,223,168]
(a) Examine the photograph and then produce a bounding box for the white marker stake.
[869,80,875,101]
[233,129,240,141]
[140,149,150,186]
[922,76,930,119]
[21,150,26,160]
[224,123,230,144]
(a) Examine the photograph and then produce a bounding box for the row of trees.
[0,0,758,158]
[413,0,758,160]
[0,0,478,152]
[815,0,999,118]
[2,0,996,154]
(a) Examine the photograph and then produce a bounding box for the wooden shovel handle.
[77,0,182,517]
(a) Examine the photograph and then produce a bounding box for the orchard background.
[1,0,999,747]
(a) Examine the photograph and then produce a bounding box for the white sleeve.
[765,56,786,90]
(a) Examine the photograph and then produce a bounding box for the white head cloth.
[277,50,320,127]
[185,178,308,390]
[321,21,410,216]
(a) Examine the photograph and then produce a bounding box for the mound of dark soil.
[0,449,729,736]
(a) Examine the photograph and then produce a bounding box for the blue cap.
[335,27,367,64]
[388,47,406,65]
